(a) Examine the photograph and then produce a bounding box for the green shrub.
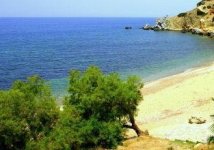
[178,12,187,17]
[0,76,59,150]
[197,1,205,7]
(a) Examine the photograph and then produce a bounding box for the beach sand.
[131,63,214,143]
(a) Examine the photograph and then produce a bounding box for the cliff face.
[167,0,214,31]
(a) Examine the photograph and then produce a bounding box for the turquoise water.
[0,18,214,98]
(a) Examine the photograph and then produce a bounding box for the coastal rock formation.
[142,16,169,31]
[143,24,153,30]
[166,0,214,32]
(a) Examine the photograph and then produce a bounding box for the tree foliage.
[0,66,144,149]
[0,76,59,150]
[66,66,144,137]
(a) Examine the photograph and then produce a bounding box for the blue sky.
[0,0,199,17]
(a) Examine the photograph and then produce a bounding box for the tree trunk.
[129,114,142,136]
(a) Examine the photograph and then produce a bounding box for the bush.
[197,1,205,7]
[0,76,59,150]
[27,106,124,150]
[178,12,187,17]
[197,9,206,16]
[207,5,212,9]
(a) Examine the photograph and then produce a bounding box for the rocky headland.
[144,0,214,38]
[167,0,214,31]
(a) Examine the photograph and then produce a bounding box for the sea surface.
[0,18,214,98]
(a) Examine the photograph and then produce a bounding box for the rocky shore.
[142,16,169,31]
[143,0,214,38]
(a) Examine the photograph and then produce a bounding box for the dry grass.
[118,136,195,150]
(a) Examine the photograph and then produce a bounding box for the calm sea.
[0,18,214,97]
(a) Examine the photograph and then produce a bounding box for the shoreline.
[142,61,214,96]
[133,61,214,143]
[54,61,214,100]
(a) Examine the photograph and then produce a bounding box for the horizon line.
[0,16,164,18]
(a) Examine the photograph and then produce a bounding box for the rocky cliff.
[166,0,214,32]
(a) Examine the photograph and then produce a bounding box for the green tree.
[0,67,145,149]
[0,76,59,150]
[28,105,123,149]
[26,106,82,150]
[66,66,144,137]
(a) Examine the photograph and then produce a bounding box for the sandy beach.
[131,62,214,143]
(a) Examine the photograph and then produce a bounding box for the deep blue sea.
[0,18,214,98]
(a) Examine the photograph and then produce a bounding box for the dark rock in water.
[153,27,161,31]
[153,25,164,31]
[202,31,209,36]
[142,27,150,30]
[198,32,204,36]
[208,32,214,38]
[181,29,187,33]
[191,29,196,34]
[142,24,153,30]
[207,32,211,36]
[125,27,132,30]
